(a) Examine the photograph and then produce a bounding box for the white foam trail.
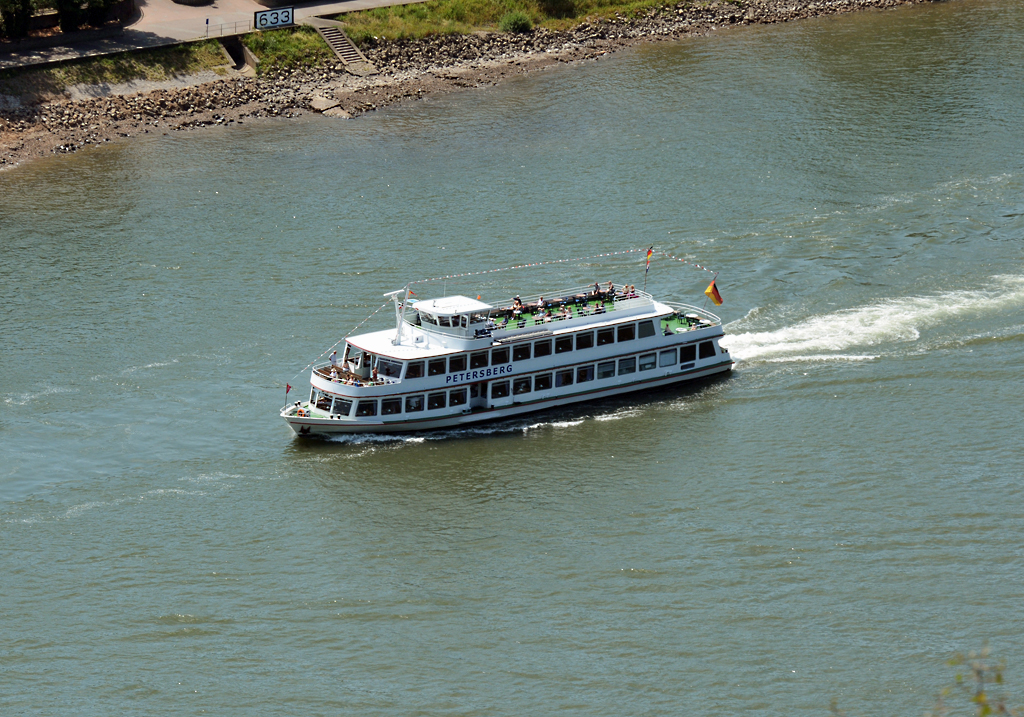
[3,386,78,406]
[724,275,1024,363]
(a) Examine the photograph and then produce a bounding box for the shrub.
[55,0,83,33]
[498,10,531,33]
[85,0,111,27]
[0,0,35,39]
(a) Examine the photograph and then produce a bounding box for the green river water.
[2,0,1023,713]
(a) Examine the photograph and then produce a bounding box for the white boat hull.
[282,359,733,436]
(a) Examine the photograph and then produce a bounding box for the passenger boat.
[281,282,733,435]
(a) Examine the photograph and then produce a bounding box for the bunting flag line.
[652,249,717,275]
[407,248,649,290]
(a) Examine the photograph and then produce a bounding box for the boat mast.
[384,289,405,345]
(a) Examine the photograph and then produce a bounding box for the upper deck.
[355,284,720,356]
[317,286,722,393]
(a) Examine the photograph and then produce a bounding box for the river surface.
[2,0,1023,713]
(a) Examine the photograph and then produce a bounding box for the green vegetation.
[830,648,1022,717]
[240,26,334,75]
[0,40,228,97]
[0,0,120,39]
[498,9,532,32]
[336,0,671,44]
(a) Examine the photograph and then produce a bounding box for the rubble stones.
[1,0,937,170]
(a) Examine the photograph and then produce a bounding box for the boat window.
[638,320,656,339]
[310,387,317,403]
[576,331,594,350]
[555,336,573,354]
[597,328,614,346]
[534,340,552,358]
[449,354,467,372]
[513,344,531,361]
[555,369,574,388]
[513,377,532,395]
[460,315,468,328]
[699,341,716,359]
[470,313,487,324]
[381,398,402,415]
[332,398,352,416]
[618,357,636,375]
[470,351,489,369]
[406,361,425,379]
[491,381,510,399]
[681,344,697,363]
[534,373,553,391]
[577,365,595,383]
[356,400,377,417]
[639,353,657,371]
[419,312,435,325]
[378,359,403,378]
[492,347,510,364]
[428,392,447,410]
[428,358,447,376]
[438,316,451,328]
[617,324,635,342]
[659,349,677,367]
[406,395,424,412]
[316,393,333,411]
[597,361,616,379]
[449,388,468,407]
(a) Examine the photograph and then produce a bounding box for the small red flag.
[286,384,292,394]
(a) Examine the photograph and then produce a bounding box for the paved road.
[0,0,423,70]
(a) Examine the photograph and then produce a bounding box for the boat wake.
[322,406,647,446]
[724,274,1024,364]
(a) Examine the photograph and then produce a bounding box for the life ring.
[296,408,308,417]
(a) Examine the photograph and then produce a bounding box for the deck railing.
[662,301,722,325]
[312,364,401,387]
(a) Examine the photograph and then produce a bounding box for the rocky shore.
[0,0,940,171]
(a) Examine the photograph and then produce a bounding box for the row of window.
[316,343,717,418]
[403,319,661,378]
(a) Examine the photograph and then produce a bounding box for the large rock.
[309,95,340,112]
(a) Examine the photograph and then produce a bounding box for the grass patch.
[338,0,678,44]
[0,40,229,99]
[240,26,334,75]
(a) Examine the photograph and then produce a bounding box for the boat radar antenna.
[384,288,409,345]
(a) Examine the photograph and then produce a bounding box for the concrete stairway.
[303,18,376,74]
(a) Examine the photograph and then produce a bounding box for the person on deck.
[330,351,338,367]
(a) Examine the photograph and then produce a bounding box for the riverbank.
[0,0,941,172]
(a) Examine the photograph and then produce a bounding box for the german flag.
[705,279,723,306]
